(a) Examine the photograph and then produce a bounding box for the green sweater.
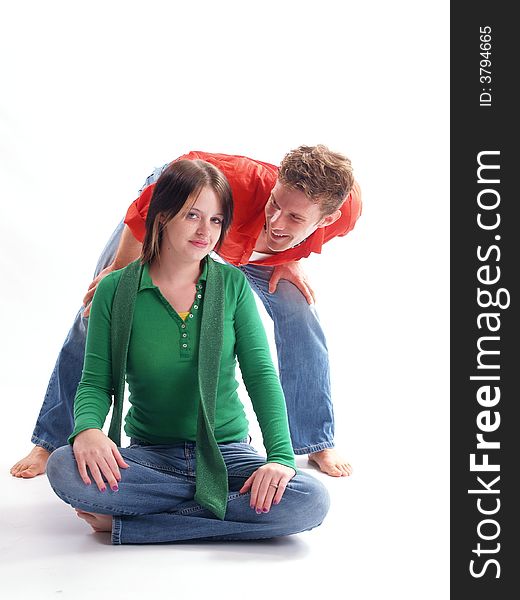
[70,259,296,470]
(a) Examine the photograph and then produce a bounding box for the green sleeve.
[233,274,296,471]
[68,273,118,444]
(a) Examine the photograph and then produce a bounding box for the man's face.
[263,181,335,253]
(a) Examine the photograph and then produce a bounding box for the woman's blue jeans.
[32,220,335,455]
[47,441,330,544]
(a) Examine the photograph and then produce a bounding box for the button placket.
[179,284,204,356]
[178,281,204,357]
[180,319,190,357]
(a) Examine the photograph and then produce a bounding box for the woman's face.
[160,186,224,263]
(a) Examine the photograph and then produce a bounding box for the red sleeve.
[124,184,156,243]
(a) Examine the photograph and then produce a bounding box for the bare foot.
[75,510,113,533]
[308,448,353,477]
[10,446,51,478]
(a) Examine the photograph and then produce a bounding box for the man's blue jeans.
[47,441,330,544]
[31,221,124,454]
[238,264,334,454]
[32,222,335,455]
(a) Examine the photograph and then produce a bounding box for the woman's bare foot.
[10,446,51,478]
[308,448,353,477]
[75,510,113,533]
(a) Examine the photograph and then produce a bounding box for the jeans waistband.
[129,436,250,448]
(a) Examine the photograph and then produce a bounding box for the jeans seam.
[284,481,310,495]
[176,491,244,516]
[240,268,275,319]
[32,362,60,451]
[293,441,334,455]
[30,435,58,453]
[112,517,121,544]
[53,488,143,517]
[123,458,192,478]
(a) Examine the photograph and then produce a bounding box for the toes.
[328,466,343,477]
[340,463,353,476]
[308,453,353,477]
[321,462,343,477]
[20,467,39,478]
[76,510,94,525]
[11,459,47,478]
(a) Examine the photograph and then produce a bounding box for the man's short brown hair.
[278,144,354,215]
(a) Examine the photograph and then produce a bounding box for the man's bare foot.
[10,446,51,478]
[308,448,353,477]
[75,510,112,533]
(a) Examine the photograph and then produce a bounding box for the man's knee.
[272,281,319,323]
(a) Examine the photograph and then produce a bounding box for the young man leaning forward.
[11,145,362,480]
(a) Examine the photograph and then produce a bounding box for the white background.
[0,1,449,598]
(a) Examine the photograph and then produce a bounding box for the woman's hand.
[239,462,296,513]
[72,429,129,492]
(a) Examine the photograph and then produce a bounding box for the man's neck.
[253,227,277,254]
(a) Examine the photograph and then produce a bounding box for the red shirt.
[124,150,362,267]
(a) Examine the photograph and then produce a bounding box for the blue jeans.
[31,221,125,453]
[32,169,335,454]
[239,264,334,453]
[46,441,329,544]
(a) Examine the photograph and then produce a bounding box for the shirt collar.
[138,257,209,291]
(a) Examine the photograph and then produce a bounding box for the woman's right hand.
[72,429,129,492]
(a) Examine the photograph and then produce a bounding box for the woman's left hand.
[239,462,296,513]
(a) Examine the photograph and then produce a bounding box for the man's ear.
[317,209,342,229]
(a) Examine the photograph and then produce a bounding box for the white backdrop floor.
[1,439,448,600]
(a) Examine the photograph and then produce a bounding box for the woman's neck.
[149,255,203,288]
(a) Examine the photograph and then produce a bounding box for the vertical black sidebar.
[451,3,518,597]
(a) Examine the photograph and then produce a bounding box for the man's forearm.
[112,225,143,269]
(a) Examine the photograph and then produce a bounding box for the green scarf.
[108,256,229,520]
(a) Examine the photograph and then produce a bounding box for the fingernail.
[273,499,279,505]
[262,508,269,513]
[100,487,106,492]
[111,485,119,492]
[256,509,262,514]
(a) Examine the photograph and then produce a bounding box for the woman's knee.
[46,445,77,492]
[284,472,330,532]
